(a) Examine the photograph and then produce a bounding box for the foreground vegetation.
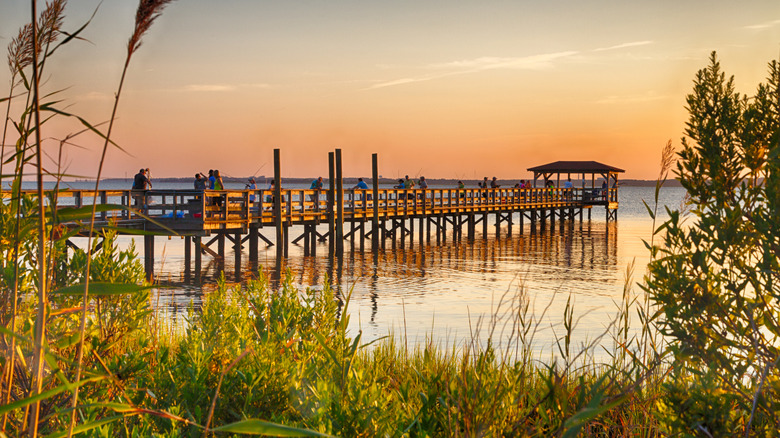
[2,230,665,436]
[2,1,780,436]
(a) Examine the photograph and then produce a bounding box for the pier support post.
[194,236,202,277]
[335,149,344,254]
[234,231,242,280]
[249,226,258,263]
[520,211,524,234]
[184,235,191,279]
[419,217,424,244]
[274,148,284,258]
[372,153,380,252]
[144,235,154,282]
[328,152,336,253]
[217,233,226,272]
[310,224,318,257]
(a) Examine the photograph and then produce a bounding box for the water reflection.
[149,216,624,352]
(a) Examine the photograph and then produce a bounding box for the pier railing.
[8,186,617,230]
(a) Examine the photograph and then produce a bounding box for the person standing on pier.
[246,177,257,203]
[564,177,574,200]
[490,177,500,188]
[404,175,415,189]
[212,170,224,207]
[403,175,416,200]
[194,173,207,190]
[132,168,152,212]
[132,168,152,190]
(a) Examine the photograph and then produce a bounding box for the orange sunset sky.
[2,0,779,181]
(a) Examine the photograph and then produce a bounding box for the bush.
[645,52,780,436]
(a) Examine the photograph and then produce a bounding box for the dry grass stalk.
[68,1,176,436]
[128,0,175,59]
[658,139,676,182]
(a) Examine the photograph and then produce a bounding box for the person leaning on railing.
[131,168,152,212]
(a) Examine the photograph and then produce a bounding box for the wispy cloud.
[181,83,271,92]
[593,41,653,52]
[430,52,579,70]
[183,84,237,92]
[744,19,780,30]
[367,51,578,90]
[596,91,668,105]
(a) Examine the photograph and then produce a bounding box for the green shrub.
[645,52,780,436]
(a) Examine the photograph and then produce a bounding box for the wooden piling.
[372,153,380,252]
[144,235,154,281]
[328,152,336,253]
[335,149,344,253]
[273,148,284,257]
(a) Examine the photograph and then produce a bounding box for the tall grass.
[0,1,704,436]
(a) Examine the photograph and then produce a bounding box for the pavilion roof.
[527,161,625,174]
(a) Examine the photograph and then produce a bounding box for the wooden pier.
[6,151,623,280]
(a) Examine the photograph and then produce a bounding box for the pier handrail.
[10,186,615,230]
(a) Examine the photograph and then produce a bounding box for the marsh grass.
[4,1,753,437]
[0,1,668,431]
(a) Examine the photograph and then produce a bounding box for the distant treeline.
[100,176,682,187]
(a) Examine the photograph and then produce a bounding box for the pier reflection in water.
[137,213,635,356]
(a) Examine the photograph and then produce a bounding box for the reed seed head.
[128,0,175,58]
[6,0,66,76]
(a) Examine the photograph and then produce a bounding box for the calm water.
[52,181,685,356]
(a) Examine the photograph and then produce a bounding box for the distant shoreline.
[90,177,682,188]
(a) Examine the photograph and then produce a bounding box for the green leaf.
[44,415,124,438]
[51,282,155,296]
[211,419,334,436]
[561,395,626,438]
[0,376,105,416]
[313,332,340,367]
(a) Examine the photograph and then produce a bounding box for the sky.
[1,0,779,181]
